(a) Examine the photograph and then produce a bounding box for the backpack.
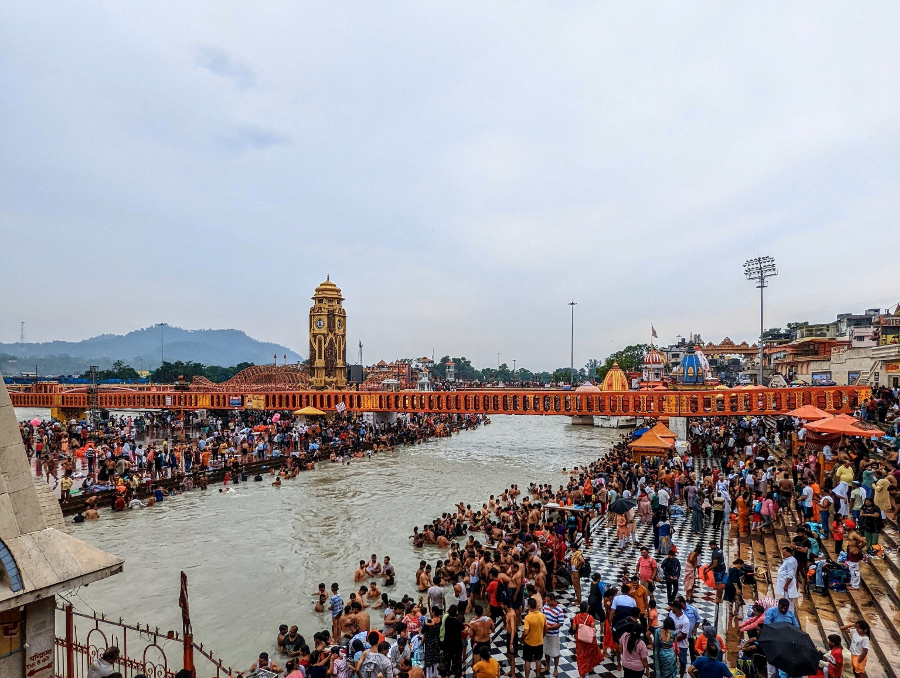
[579,560,592,579]
[497,580,510,605]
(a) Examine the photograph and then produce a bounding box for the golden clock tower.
[309,276,347,389]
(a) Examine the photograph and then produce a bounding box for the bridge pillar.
[669,416,688,440]
[570,415,595,426]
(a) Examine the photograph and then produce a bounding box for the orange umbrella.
[786,405,833,421]
[803,414,883,438]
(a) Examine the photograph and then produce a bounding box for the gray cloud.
[1,2,899,371]
[196,46,256,89]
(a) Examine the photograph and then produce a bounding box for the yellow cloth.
[523,610,546,646]
[473,658,500,678]
[834,465,855,486]
[874,478,891,512]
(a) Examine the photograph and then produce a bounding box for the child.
[819,634,844,678]
[832,519,845,556]
[647,597,659,632]
[840,620,870,678]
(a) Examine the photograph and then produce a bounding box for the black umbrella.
[608,497,638,514]
[757,622,823,677]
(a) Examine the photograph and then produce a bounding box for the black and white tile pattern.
[468,486,726,678]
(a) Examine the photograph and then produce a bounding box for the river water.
[56,415,618,672]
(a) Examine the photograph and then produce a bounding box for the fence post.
[184,634,195,677]
[65,604,75,678]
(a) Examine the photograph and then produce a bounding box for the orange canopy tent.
[629,429,674,464]
[649,422,677,441]
[803,414,884,438]
[628,430,675,450]
[786,405,832,421]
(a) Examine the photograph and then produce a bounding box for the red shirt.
[486,581,500,607]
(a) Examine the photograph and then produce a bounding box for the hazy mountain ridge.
[0,325,302,374]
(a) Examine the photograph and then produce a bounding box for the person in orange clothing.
[736,493,751,537]
[694,626,726,659]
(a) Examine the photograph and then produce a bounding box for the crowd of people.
[18,410,488,514]
[263,406,900,678]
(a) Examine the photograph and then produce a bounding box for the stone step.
[773,516,891,678]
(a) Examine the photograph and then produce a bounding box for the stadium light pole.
[744,257,777,385]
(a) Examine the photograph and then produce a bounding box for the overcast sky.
[2,2,899,370]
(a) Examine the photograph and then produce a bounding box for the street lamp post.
[744,257,777,385]
[513,359,516,384]
[569,300,577,385]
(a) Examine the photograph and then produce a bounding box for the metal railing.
[55,604,235,678]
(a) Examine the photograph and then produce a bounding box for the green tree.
[150,361,206,383]
[785,322,808,340]
[97,360,140,381]
[603,343,651,373]
[584,358,601,378]
[552,367,586,384]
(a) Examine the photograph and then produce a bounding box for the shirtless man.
[351,602,371,633]
[509,554,526,625]
[530,562,546,598]
[467,605,495,667]
[354,560,368,582]
[367,582,382,600]
[436,533,451,548]
[85,507,100,520]
[417,564,433,592]
[503,600,519,677]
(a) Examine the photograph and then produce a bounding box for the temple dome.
[643,349,666,366]
[312,276,344,300]
[576,382,601,392]
[600,362,629,391]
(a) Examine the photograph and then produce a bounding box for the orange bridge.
[9,384,869,418]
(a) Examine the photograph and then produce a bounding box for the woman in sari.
[616,512,629,549]
[638,492,653,524]
[602,588,617,660]
[653,616,679,678]
[690,496,704,534]
[684,545,700,602]
[737,493,751,537]
[572,601,602,678]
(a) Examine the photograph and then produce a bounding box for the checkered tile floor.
[468,469,727,678]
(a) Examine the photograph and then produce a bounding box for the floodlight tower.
[744,256,777,385]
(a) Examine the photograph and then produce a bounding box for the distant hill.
[0,326,302,375]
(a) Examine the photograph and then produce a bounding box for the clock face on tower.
[336,319,343,330]
[315,318,325,330]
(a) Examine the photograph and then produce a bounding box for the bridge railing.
[11,386,870,417]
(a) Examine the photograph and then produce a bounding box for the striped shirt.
[541,604,566,636]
